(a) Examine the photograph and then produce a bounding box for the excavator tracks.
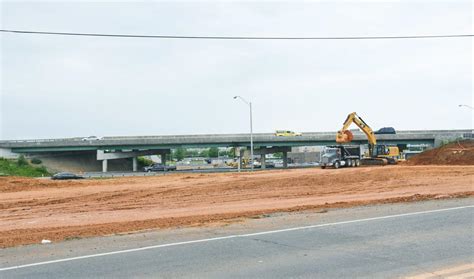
[361,158,388,166]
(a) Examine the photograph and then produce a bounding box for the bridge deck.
[0,130,471,153]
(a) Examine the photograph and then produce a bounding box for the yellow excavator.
[336,112,399,165]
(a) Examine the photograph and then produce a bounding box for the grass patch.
[0,157,50,177]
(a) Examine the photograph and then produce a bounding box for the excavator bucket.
[336,130,354,143]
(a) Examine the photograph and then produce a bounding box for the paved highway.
[1,199,473,278]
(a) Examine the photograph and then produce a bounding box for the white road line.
[1,205,473,272]
[406,263,474,278]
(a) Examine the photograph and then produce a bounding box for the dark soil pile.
[407,140,474,165]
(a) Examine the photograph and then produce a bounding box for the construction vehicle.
[320,145,361,169]
[336,112,399,165]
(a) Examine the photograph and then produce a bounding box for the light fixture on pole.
[234,96,254,171]
[458,104,474,110]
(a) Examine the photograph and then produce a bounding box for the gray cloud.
[1,1,472,139]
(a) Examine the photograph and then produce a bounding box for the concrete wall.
[31,152,132,173]
[0,148,19,159]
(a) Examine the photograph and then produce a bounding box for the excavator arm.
[336,112,377,146]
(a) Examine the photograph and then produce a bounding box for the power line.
[0,29,473,40]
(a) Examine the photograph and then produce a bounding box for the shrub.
[137,156,153,168]
[0,158,50,177]
[17,155,28,167]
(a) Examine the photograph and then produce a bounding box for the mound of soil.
[407,140,474,165]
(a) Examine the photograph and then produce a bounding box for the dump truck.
[320,145,361,169]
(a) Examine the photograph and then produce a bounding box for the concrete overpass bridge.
[0,129,471,172]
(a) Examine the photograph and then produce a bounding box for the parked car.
[264,161,276,168]
[82,136,101,141]
[143,164,177,172]
[275,130,302,137]
[51,172,84,180]
[374,127,396,135]
[253,161,276,169]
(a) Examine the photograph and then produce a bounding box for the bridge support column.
[160,152,167,166]
[102,159,108,173]
[237,147,242,172]
[260,154,266,169]
[132,157,138,172]
[282,151,288,168]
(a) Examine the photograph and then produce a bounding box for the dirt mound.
[407,140,474,165]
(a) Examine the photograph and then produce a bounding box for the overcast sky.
[0,0,472,140]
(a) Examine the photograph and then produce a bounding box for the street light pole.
[234,96,254,171]
[459,104,474,110]
[249,102,254,171]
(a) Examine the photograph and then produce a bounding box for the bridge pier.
[282,151,288,168]
[239,148,245,171]
[160,152,167,166]
[260,154,266,169]
[132,157,138,172]
[102,159,108,173]
[236,147,241,172]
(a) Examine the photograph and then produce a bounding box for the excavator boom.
[336,112,377,146]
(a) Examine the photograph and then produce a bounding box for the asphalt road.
[1,199,473,278]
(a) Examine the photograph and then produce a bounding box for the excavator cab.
[375,145,390,156]
[374,145,400,164]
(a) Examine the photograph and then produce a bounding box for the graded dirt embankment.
[407,140,474,165]
[0,165,473,247]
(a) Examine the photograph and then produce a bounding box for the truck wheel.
[355,159,360,167]
[334,161,340,169]
[351,159,356,167]
[346,160,352,167]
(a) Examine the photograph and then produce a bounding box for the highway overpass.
[0,129,471,172]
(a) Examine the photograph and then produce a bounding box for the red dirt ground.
[0,165,473,247]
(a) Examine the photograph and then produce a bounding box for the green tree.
[273,152,283,158]
[174,148,186,161]
[137,156,153,167]
[186,149,200,158]
[199,149,209,158]
[208,147,219,158]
